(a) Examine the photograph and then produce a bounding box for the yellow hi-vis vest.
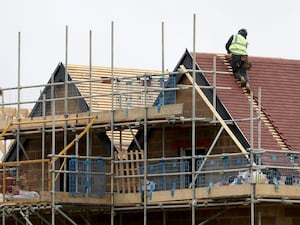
[229,34,248,55]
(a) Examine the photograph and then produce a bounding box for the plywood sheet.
[40,191,111,205]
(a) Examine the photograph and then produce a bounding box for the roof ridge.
[206,52,300,61]
[219,54,289,150]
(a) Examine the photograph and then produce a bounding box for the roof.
[191,52,300,151]
[29,63,161,117]
[248,56,300,150]
[6,53,300,159]
[67,64,161,112]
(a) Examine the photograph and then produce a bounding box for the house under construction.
[1,27,300,225]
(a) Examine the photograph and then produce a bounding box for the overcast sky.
[1,0,299,90]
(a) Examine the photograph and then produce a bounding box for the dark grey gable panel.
[29,62,89,117]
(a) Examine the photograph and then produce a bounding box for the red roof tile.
[249,56,300,150]
[194,53,300,151]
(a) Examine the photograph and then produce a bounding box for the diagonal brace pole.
[189,126,224,188]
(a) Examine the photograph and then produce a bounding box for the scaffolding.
[0,15,300,225]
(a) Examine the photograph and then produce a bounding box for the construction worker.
[225,28,251,91]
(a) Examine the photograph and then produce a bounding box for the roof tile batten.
[67,65,161,112]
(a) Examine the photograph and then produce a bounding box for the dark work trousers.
[231,54,250,83]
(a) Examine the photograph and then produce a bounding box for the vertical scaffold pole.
[63,25,69,192]
[42,94,46,191]
[86,29,92,201]
[16,31,21,176]
[143,71,148,225]
[110,21,115,225]
[250,91,254,148]
[89,29,93,114]
[191,13,196,225]
[161,21,166,158]
[258,87,261,150]
[250,90,255,225]
[87,29,92,157]
[0,88,3,120]
[161,21,165,74]
[64,25,69,116]
[51,71,56,225]
[17,31,21,121]
[2,206,5,225]
[213,56,217,122]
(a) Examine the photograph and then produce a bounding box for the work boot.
[246,83,251,92]
[240,76,246,87]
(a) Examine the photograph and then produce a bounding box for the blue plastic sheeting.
[139,160,189,197]
[195,157,249,187]
[69,158,106,198]
[156,76,176,112]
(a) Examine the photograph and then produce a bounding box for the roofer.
[225,28,251,92]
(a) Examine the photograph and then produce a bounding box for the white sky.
[1,0,299,90]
